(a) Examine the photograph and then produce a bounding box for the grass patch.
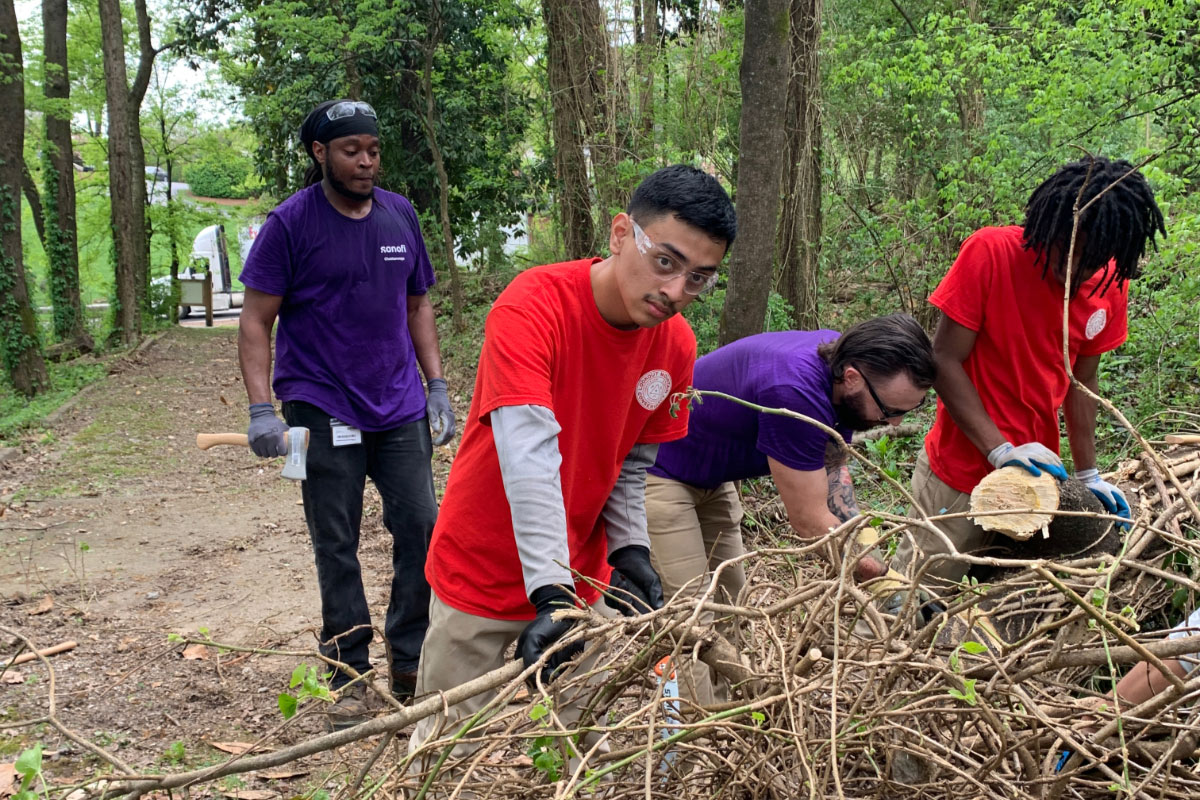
[63,401,179,486]
[0,361,108,446]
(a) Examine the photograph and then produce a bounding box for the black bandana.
[299,100,380,163]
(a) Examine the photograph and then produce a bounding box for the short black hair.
[626,165,737,247]
[1023,156,1166,296]
[818,314,936,389]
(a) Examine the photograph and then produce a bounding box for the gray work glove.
[517,585,584,687]
[426,378,455,446]
[247,403,289,458]
[604,545,665,616]
[1075,468,1132,529]
[986,441,1069,480]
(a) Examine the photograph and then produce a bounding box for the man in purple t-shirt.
[646,314,934,705]
[237,99,453,730]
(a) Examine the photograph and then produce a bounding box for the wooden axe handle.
[196,432,250,450]
[1165,434,1200,445]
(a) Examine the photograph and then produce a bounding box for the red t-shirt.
[925,226,1128,494]
[427,259,697,620]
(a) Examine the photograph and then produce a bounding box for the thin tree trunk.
[42,0,90,349]
[98,0,142,345]
[0,0,50,396]
[165,120,179,325]
[130,0,156,317]
[719,0,790,346]
[778,0,821,330]
[579,0,626,219]
[420,0,465,333]
[20,162,46,248]
[636,0,658,149]
[542,0,595,259]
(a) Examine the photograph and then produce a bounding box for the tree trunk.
[636,0,658,149]
[577,0,626,219]
[542,0,595,259]
[42,0,91,349]
[98,0,143,345]
[165,139,180,325]
[421,1,465,333]
[778,0,822,330]
[719,0,790,346]
[0,0,50,396]
[20,161,46,248]
[130,0,156,317]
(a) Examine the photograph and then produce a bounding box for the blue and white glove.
[426,378,456,446]
[1075,468,1131,530]
[987,441,1069,480]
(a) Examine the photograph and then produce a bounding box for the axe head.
[281,427,310,481]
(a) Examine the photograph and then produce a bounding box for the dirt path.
[0,327,460,785]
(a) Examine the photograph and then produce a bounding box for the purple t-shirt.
[649,330,852,489]
[239,184,436,431]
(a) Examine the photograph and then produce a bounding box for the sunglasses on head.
[326,101,377,121]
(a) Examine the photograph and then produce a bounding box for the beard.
[325,163,374,202]
[832,392,880,432]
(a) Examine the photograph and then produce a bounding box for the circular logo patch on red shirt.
[635,369,672,411]
[1085,309,1107,340]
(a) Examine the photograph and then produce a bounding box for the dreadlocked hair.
[1022,156,1166,297]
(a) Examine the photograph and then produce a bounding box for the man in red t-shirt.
[896,157,1165,591]
[408,166,737,763]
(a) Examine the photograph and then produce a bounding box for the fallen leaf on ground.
[222,792,276,800]
[27,595,53,615]
[181,644,210,661]
[258,769,308,780]
[1,672,22,684]
[0,763,16,798]
[208,741,273,755]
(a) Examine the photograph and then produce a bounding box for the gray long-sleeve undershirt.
[491,404,658,598]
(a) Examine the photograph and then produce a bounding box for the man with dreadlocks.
[895,156,1165,592]
[237,99,453,729]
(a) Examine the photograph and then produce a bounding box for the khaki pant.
[645,474,745,707]
[408,592,616,774]
[894,449,991,593]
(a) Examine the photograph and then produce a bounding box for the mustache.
[643,293,677,315]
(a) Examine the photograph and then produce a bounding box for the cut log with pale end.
[969,467,1060,540]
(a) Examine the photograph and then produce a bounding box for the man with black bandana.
[237,99,454,730]
[644,315,935,706]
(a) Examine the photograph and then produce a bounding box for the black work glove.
[247,403,289,458]
[604,545,664,616]
[425,378,456,446]
[517,586,584,686]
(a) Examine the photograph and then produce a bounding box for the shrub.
[186,156,256,199]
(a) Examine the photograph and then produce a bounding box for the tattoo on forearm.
[827,465,859,522]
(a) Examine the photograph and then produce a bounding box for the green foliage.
[186,156,257,200]
[38,152,82,343]
[179,0,534,265]
[277,663,332,719]
[685,289,796,357]
[162,740,187,766]
[12,744,46,800]
[0,360,106,445]
[526,697,573,782]
[947,678,979,706]
[0,184,46,394]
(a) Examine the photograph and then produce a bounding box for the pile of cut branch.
[7,447,1199,800]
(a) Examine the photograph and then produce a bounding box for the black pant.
[283,401,436,688]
